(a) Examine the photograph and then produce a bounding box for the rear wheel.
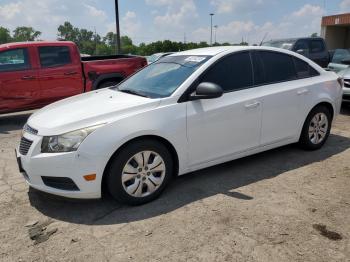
[299,105,332,150]
[106,140,173,205]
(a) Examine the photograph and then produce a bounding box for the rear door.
[0,47,40,113]
[37,45,83,104]
[253,51,301,145]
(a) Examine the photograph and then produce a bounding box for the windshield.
[262,39,296,50]
[115,55,211,98]
[331,49,350,64]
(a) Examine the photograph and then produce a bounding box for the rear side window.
[0,48,30,72]
[293,57,320,78]
[201,52,253,92]
[39,46,71,68]
[310,40,325,53]
[259,51,296,83]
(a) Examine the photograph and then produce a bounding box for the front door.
[186,52,262,167]
[0,48,40,113]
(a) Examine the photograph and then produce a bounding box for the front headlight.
[41,124,104,153]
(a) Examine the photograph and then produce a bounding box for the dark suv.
[262,37,330,68]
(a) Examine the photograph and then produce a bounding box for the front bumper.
[16,132,102,199]
[343,87,350,103]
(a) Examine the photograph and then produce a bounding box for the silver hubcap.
[308,112,328,144]
[121,151,166,198]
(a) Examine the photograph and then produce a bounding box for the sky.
[1,0,350,45]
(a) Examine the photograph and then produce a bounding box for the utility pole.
[210,13,214,46]
[114,0,121,54]
[214,25,218,44]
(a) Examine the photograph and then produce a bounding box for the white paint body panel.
[18,46,342,199]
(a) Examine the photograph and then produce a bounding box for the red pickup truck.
[0,41,147,114]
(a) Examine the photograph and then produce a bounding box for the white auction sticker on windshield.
[184,56,206,63]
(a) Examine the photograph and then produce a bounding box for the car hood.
[28,89,161,136]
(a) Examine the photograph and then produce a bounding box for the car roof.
[0,41,75,50]
[170,45,298,57]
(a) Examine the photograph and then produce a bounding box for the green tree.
[311,32,318,37]
[13,27,41,42]
[0,27,12,44]
[57,21,79,42]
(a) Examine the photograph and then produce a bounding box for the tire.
[299,105,332,151]
[106,139,173,205]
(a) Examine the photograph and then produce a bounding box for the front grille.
[19,137,33,155]
[41,177,80,191]
[23,124,38,135]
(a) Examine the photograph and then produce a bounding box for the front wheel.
[106,140,173,205]
[299,105,332,150]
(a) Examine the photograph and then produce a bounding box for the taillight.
[337,77,344,87]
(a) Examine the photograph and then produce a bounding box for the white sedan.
[17,46,343,205]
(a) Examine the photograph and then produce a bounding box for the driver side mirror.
[190,82,224,101]
[296,49,308,56]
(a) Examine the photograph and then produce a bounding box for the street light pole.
[214,25,218,44]
[114,0,121,54]
[210,13,214,46]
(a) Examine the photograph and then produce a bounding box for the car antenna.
[260,33,268,46]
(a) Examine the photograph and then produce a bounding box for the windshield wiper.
[119,89,150,98]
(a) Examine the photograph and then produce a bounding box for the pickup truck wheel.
[97,80,120,89]
[299,105,331,151]
[106,140,173,205]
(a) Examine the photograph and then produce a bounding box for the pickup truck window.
[310,40,325,53]
[0,48,30,72]
[294,40,309,52]
[39,46,72,68]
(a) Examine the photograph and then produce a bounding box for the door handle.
[245,101,261,109]
[297,89,310,95]
[21,75,36,80]
[64,71,78,76]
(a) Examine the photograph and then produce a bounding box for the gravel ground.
[0,106,350,262]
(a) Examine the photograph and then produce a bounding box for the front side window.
[201,52,253,92]
[115,55,211,98]
[39,46,72,68]
[0,48,30,72]
[310,40,325,53]
[259,51,296,83]
[294,40,309,52]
